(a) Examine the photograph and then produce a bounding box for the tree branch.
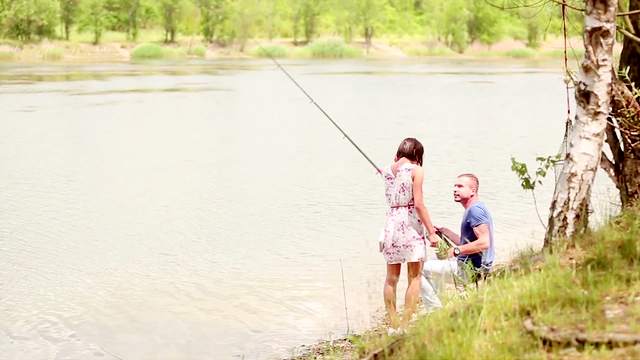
[619,2,636,32]
[619,28,640,44]
[618,9,640,16]
[520,0,640,17]
[547,0,585,12]
[484,0,548,11]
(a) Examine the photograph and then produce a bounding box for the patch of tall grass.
[299,40,361,59]
[350,204,640,359]
[162,47,187,60]
[131,43,164,60]
[43,47,64,61]
[188,45,207,58]
[0,50,15,61]
[253,45,288,58]
[131,43,188,61]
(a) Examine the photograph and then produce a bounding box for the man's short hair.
[458,173,479,191]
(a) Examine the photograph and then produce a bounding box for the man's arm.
[458,224,490,255]
[436,227,461,245]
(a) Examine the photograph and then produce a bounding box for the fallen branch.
[523,317,640,348]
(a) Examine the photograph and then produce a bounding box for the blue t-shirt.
[458,201,495,270]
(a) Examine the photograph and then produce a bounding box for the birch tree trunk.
[545,0,618,246]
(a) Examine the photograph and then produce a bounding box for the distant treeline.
[0,0,585,50]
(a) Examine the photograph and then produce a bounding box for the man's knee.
[422,259,449,278]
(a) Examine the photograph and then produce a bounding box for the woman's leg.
[384,263,401,328]
[402,261,423,327]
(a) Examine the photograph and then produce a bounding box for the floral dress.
[379,162,426,264]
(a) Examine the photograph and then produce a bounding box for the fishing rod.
[436,230,457,248]
[261,46,381,175]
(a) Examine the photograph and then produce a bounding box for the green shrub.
[253,45,288,58]
[188,45,207,58]
[131,43,164,60]
[303,40,361,59]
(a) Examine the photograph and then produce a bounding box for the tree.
[601,0,640,207]
[263,0,288,40]
[3,0,59,41]
[180,0,200,39]
[159,0,182,43]
[291,0,323,44]
[545,0,618,245]
[467,0,505,47]
[198,0,226,43]
[356,0,386,47]
[78,0,109,44]
[229,0,260,52]
[619,0,640,86]
[334,0,357,42]
[126,0,141,41]
[60,0,79,40]
[441,0,470,52]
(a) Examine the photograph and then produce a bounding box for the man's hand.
[447,247,455,258]
[435,226,461,246]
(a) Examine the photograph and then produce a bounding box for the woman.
[379,138,438,331]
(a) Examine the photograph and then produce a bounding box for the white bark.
[545,0,618,246]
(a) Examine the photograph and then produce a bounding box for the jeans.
[420,258,475,312]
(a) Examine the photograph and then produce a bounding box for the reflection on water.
[0,59,616,359]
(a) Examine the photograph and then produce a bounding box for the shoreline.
[0,36,603,65]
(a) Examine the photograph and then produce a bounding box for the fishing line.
[260,46,381,174]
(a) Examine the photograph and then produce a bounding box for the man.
[420,173,495,311]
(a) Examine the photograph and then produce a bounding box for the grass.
[405,46,456,57]
[131,43,164,60]
[42,47,64,61]
[130,43,189,61]
[69,29,166,44]
[336,204,640,359]
[187,45,207,58]
[298,39,362,59]
[503,47,537,59]
[253,44,288,58]
[162,46,187,60]
[0,50,15,61]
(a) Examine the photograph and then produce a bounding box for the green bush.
[131,43,164,60]
[253,45,288,58]
[303,40,361,59]
[188,45,207,58]
[3,0,59,41]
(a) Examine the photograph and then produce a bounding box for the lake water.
[0,59,617,359]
